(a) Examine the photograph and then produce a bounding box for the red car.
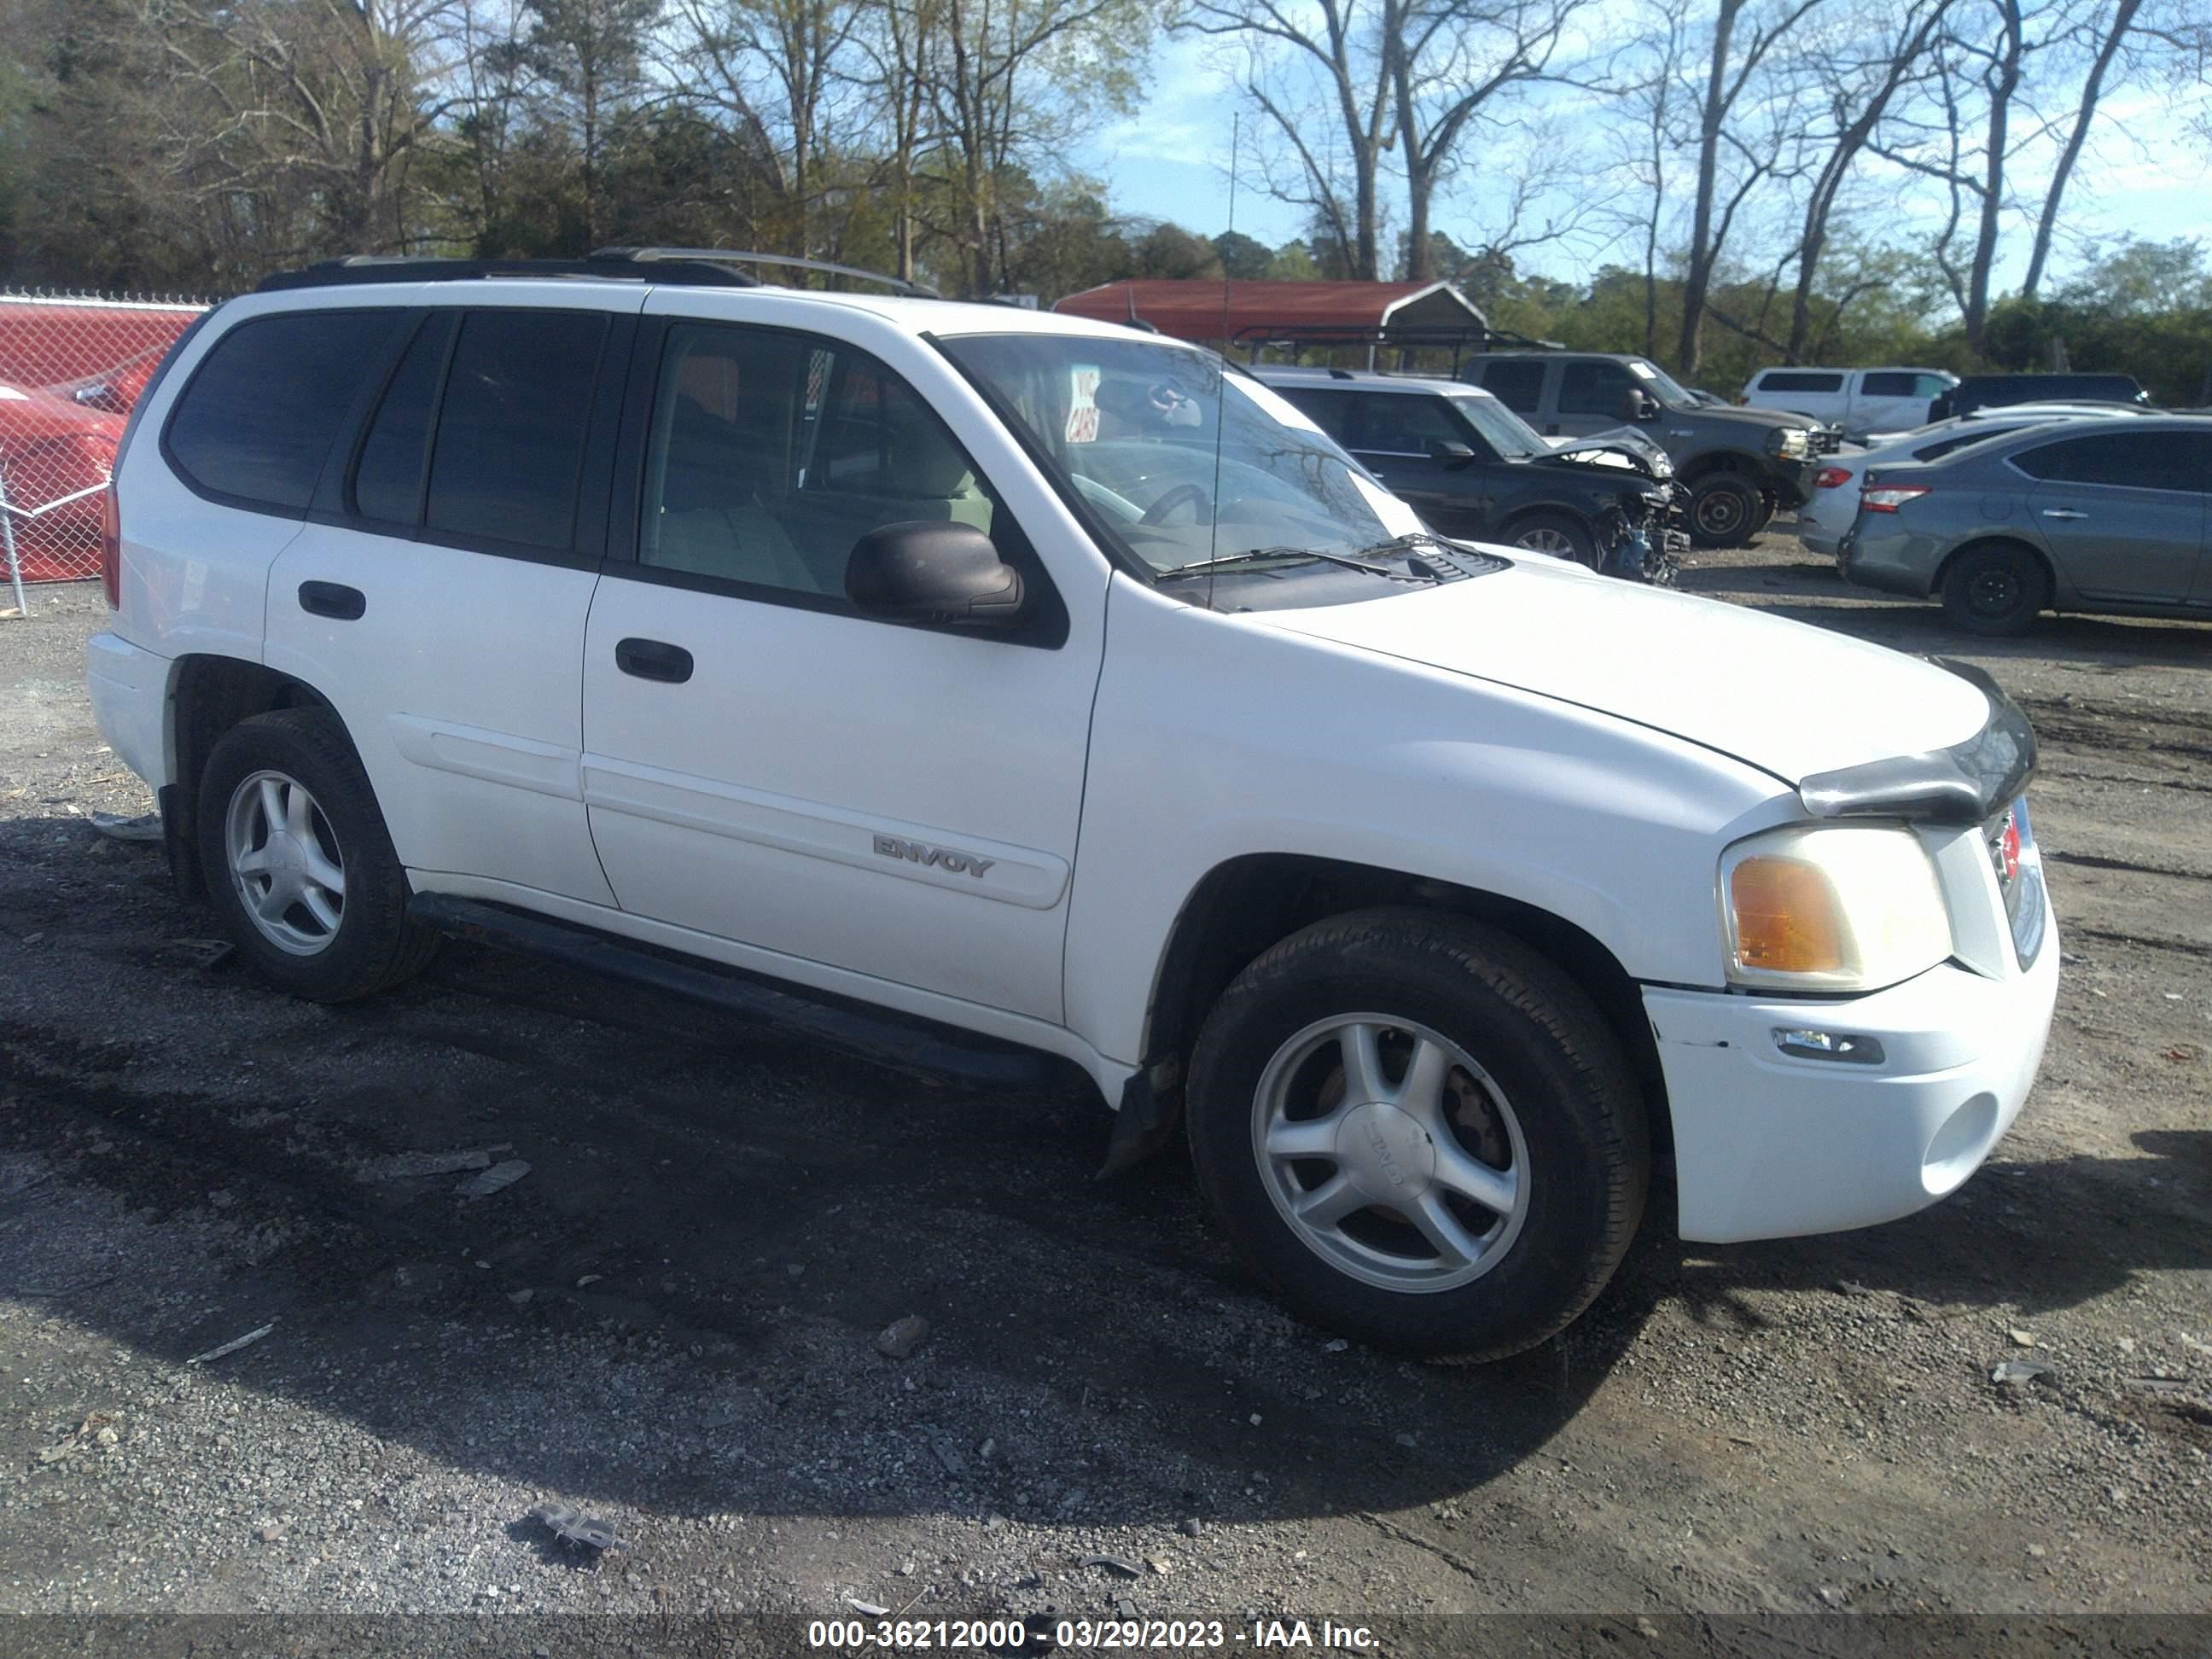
[1,380,123,583]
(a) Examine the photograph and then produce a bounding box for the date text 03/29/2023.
[805,1617,1380,1650]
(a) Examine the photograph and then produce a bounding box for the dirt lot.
[3,544,2209,1644]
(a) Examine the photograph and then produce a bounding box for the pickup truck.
[1739,366,1958,441]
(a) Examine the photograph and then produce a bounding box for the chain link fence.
[2,291,207,608]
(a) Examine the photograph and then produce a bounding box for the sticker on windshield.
[1066,364,1101,444]
[1627,360,1656,379]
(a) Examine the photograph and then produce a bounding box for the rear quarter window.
[1476,360,1546,415]
[164,310,406,510]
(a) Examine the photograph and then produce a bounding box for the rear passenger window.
[425,310,608,550]
[351,314,455,526]
[2016,431,2212,491]
[1758,371,1845,393]
[1358,395,1465,453]
[166,311,404,510]
[1479,361,1545,414]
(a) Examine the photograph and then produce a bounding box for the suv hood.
[1263,554,1992,783]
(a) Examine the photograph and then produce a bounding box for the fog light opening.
[1772,1027,1887,1065]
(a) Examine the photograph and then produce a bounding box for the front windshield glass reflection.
[937,334,1419,573]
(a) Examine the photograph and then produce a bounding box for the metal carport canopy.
[1051,279,1489,348]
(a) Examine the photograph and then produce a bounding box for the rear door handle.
[2040,509,2087,521]
[298,581,365,620]
[614,637,694,684]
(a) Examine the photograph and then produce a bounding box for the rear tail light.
[100,484,121,608]
[1860,485,1930,513]
[1813,467,1852,490]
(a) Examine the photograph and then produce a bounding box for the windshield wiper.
[1155,546,1400,580]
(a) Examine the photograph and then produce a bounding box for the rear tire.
[1686,474,1760,547]
[1506,512,1599,570]
[196,708,438,1002]
[1941,543,2048,637]
[1185,910,1649,1362]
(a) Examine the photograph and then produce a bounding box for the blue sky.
[1071,32,2212,293]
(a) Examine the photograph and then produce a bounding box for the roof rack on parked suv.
[256,253,765,293]
[256,248,940,300]
[591,247,942,299]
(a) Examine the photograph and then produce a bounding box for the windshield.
[1450,394,1545,459]
[1627,358,1695,405]
[936,333,1418,573]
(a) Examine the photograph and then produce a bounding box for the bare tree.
[925,0,1152,295]
[1783,0,1953,359]
[854,0,941,279]
[1604,0,1693,358]
[1185,0,1393,278]
[1676,0,1824,375]
[1391,0,1587,281]
[116,0,471,269]
[669,0,864,256]
[2020,0,2143,299]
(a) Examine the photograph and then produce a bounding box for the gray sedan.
[1838,416,2212,635]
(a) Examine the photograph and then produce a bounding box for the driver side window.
[640,323,997,599]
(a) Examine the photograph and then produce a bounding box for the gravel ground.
[2,551,2209,1643]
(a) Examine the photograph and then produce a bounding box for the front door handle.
[614,637,694,684]
[298,581,365,620]
[2040,508,2087,521]
[1544,423,1560,435]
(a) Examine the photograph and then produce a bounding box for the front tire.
[1506,511,1599,570]
[1185,911,1649,1362]
[196,708,438,1001]
[1941,542,2049,637]
[1686,474,1760,547]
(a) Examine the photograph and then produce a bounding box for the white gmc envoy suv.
[84,253,2058,1360]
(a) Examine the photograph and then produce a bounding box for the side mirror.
[847,520,1024,625]
[1427,439,1477,467]
[1620,390,1659,422]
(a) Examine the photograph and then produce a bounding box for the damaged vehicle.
[1257,367,1687,584]
[1460,350,1838,547]
[87,254,2058,1361]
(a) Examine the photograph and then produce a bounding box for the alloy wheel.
[1251,1014,1530,1293]
[224,769,346,956]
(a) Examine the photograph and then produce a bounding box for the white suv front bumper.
[1644,921,2059,1243]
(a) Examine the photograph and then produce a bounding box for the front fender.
[1062,579,1789,1066]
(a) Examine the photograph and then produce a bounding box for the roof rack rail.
[591,247,941,299]
[256,254,764,293]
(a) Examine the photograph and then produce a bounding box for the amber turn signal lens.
[1729,856,1846,974]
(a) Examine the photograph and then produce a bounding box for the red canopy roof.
[1052,279,1487,346]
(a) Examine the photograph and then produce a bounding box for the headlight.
[1719,824,1951,992]
[1765,427,1809,460]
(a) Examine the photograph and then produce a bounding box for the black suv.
[1257,368,1687,582]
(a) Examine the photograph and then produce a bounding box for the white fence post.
[0,469,26,617]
